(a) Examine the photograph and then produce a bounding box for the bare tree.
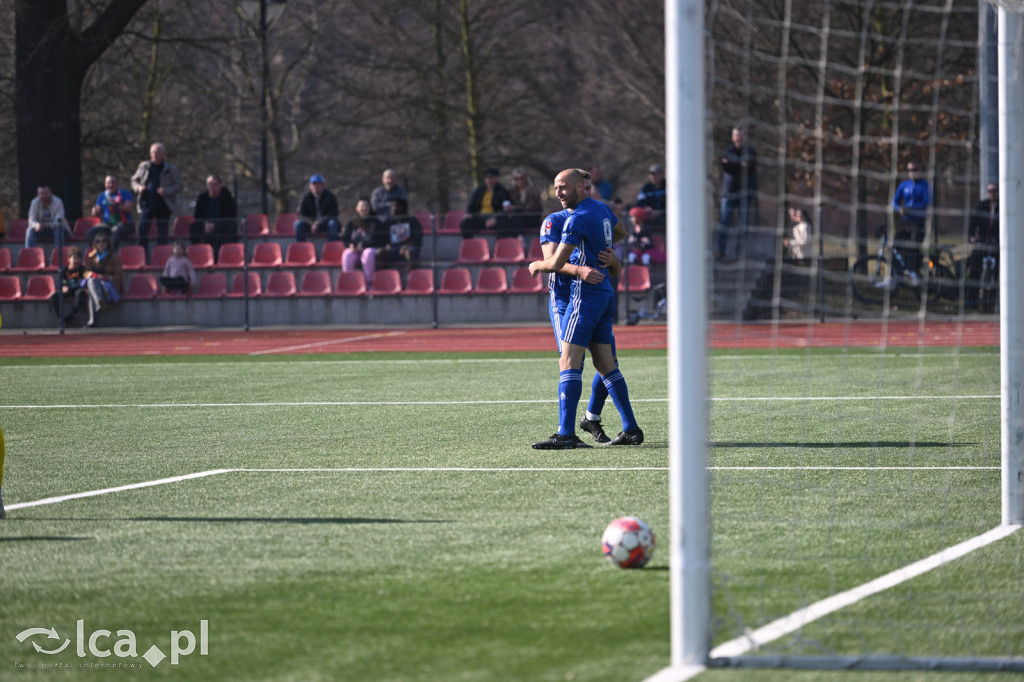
[14,0,150,218]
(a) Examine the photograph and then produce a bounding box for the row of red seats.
[0,265,652,302]
[1,236,550,274]
[0,210,492,244]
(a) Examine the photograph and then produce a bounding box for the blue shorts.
[561,289,615,349]
[549,290,569,352]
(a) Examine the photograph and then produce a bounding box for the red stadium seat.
[186,243,215,270]
[193,272,227,299]
[415,211,435,234]
[491,237,525,264]
[369,269,402,296]
[474,267,508,294]
[249,242,282,268]
[438,267,472,295]
[440,210,466,235]
[171,215,193,239]
[243,214,269,238]
[3,219,28,244]
[455,237,490,264]
[0,275,22,300]
[617,264,651,292]
[118,245,147,271]
[73,217,100,241]
[333,271,367,297]
[22,275,56,300]
[147,244,174,272]
[0,247,11,272]
[318,241,346,267]
[11,247,46,273]
[297,270,332,297]
[274,213,297,236]
[215,243,245,270]
[284,241,317,268]
[48,245,74,271]
[404,268,434,296]
[264,271,297,298]
[227,271,262,298]
[125,273,158,300]
[509,267,545,294]
[527,237,544,261]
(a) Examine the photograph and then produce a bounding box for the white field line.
[6,466,998,512]
[709,523,1022,660]
[0,395,999,409]
[5,469,234,511]
[644,522,1023,682]
[248,330,408,356]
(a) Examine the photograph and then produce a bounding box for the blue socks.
[602,369,638,432]
[558,369,583,436]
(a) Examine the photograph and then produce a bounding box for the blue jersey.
[562,197,616,298]
[540,210,573,303]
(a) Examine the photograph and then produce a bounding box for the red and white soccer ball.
[601,516,655,568]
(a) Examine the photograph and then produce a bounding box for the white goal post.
[656,0,1024,679]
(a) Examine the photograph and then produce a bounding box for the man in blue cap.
[293,174,341,242]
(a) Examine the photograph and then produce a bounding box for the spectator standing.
[190,175,239,260]
[459,167,512,238]
[370,169,408,219]
[50,245,88,323]
[380,197,423,265]
[159,240,196,295]
[590,165,614,201]
[505,168,543,238]
[966,182,999,300]
[88,175,135,249]
[785,207,811,260]
[891,160,931,280]
[83,233,123,328]
[131,142,183,251]
[294,174,341,242]
[25,185,73,248]
[716,128,759,260]
[636,163,667,230]
[341,198,384,284]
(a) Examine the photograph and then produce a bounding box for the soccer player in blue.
[539,172,627,444]
[529,168,644,449]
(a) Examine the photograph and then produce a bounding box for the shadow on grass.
[710,441,976,448]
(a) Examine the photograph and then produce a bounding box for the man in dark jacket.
[189,175,238,261]
[716,127,759,259]
[459,167,512,239]
[293,174,341,242]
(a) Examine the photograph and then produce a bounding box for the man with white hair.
[131,142,183,251]
[370,168,408,219]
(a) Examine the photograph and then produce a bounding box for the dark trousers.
[50,289,88,321]
[189,219,237,262]
[139,204,172,251]
[896,219,926,273]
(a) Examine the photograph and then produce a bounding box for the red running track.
[0,321,998,358]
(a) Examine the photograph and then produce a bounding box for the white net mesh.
[701,0,1023,671]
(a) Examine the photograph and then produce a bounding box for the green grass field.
[0,346,1020,681]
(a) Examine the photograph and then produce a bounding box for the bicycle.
[976,251,999,313]
[850,228,960,306]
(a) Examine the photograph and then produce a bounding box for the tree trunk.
[14,0,151,219]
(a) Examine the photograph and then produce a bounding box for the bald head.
[554,169,586,210]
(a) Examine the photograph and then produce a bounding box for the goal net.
[657,0,1024,677]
